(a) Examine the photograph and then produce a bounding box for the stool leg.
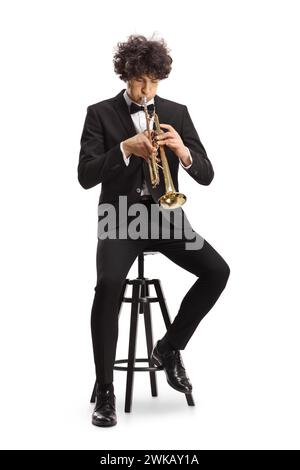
[143,283,158,397]
[186,393,195,406]
[139,281,145,314]
[153,279,196,407]
[125,282,141,413]
[90,381,97,403]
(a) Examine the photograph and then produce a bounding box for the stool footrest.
[126,279,159,285]
[123,297,159,303]
[114,358,163,372]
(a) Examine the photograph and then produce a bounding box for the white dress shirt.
[120,90,193,196]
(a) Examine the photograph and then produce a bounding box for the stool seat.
[90,251,195,412]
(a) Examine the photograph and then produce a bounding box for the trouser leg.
[91,238,147,385]
[156,237,230,350]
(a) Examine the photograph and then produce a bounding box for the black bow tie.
[129,102,154,115]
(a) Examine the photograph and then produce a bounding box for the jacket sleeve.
[181,105,214,185]
[77,105,127,189]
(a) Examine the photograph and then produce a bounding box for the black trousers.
[90,201,230,385]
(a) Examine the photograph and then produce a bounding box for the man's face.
[127,74,159,104]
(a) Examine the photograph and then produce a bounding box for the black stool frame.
[90,252,195,412]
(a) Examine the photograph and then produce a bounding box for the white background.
[0,0,299,450]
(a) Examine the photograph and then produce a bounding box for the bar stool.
[90,251,195,412]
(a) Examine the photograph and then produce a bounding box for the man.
[78,34,230,427]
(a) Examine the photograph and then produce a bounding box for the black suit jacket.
[78,89,214,210]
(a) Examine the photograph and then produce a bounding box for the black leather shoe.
[92,384,117,427]
[151,340,193,394]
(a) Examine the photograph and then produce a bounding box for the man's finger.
[156,131,172,140]
[144,141,153,152]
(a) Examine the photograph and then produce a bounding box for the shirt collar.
[123,89,154,108]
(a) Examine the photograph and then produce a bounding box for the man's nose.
[142,85,151,95]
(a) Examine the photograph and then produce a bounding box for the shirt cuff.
[179,147,193,169]
[120,141,131,166]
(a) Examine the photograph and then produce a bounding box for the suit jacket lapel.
[112,89,137,138]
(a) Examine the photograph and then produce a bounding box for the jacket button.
[136,188,141,193]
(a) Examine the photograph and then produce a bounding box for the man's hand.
[155,124,192,166]
[123,131,158,161]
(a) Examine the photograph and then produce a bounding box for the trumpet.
[142,96,186,210]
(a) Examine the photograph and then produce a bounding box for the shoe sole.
[92,418,117,427]
[151,354,193,394]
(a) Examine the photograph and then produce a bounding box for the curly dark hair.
[113,34,173,82]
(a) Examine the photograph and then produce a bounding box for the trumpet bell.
[159,191,187,209]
